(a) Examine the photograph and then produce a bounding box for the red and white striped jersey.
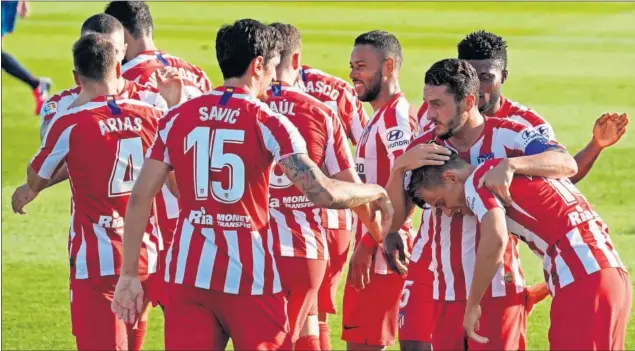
[31,95,164,279]
[408,117,562,301]
[147,86,307,295]
[122,50,212,249]
[265,82,354,260]
[354,92,418,274]
[466,159,625,296]
[416,96,555,140]
[122,50,212,100]
[296,65,369,230]
[39,81,166,140]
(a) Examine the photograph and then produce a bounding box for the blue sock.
[1,51,39,89]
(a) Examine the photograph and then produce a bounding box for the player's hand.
[592,112,629,149]
[111,274,144,325]
[17,1,29,17]
[156,67,185,108]
[348,239,374,290]
[477,159,513,205]
[383,231,410,275]
[395,143,452,172]
[11,183,38,215]
[464,303,488,344]
[525,282,551,316]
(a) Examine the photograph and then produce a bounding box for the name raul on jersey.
[99,117,143,135]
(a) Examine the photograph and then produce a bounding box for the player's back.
[467,158,624,293]
[122,50,213,99]
[149,86,307,294]
[31,95,163,278]
[265,82,353,259]
[298,65,368,145]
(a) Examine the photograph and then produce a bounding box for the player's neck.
[370,80,400,112]
[482,95,503,116]
[71,79,121,108]
[125,37,158,61]
[276,67,298,86]
[449,111,485,150]
[223,77,259,97]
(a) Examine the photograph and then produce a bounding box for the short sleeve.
[257,107,307,162]
[464,162,505,222]
[379,99,413,166]
[507,125,563,156]
[30,114,77,179]
[322,106,354,176]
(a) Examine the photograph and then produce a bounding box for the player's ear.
[72,70,81,86]
[251,56,265,77]
[464,93,476,112]
[383,57,394,78]
[442,171,460,184]
[291,52,301,71]
[501,69,508,84]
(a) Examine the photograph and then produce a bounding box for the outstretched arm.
[278,153,388,210]
[570,113,628,184]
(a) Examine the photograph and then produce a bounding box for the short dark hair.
[354,30,403,69]
[424,58,480,103]
[104,1,153,39]
[407,149,467,207]
[80,13,123,36]
[269,22,301,62]
[457,30,507,69]
[215,19,282,80]
[72,33,117,81]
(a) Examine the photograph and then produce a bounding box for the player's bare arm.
[383,143,451,273]
[278,153,390,210]
[112,159,170,324]
[570,112,629,184]
[464,207,509,345]
[479,147,577,205]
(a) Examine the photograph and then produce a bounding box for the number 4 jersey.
[30,94,165,279]
[147,86,308,295]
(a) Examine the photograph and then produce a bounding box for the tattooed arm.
[278,153,388,209]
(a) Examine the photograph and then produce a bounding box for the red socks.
[319,322,331,351]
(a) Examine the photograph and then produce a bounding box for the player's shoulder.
[41,86,81,120]
[502,96,548,126]
[382,93,412,127]
[486,115,528,133]
[407,128,437,151]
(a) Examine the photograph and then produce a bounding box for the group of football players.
[10,1,631,351]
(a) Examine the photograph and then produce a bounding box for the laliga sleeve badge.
[42,101,57,116]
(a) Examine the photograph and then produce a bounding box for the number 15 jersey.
[147,86,308,295]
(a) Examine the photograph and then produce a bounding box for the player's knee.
[399,340,432,351]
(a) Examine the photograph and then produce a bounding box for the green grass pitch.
[2,2,634,350]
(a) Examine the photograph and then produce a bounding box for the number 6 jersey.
[30,93,165,279]
[147,86,308,295]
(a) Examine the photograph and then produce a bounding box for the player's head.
[72,33,121,85]
[80,14,127,62]
[424,58,479,139]
[269,22,302,75]
[457,30,508,115]
[407,149,473,216]
[350,30,402,102]
[104,1,153,47]
[216,19,282,98]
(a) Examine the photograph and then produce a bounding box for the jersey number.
[185,127,245,204]
[548,178,582,205]
[109,137,144,197]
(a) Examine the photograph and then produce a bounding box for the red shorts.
[432,292,527,351]
[398,261,435,343]
[164,283,290,351]
[148,249,168,307]
[549,268,632,350]
[70,275,152,351]
[318,228,350,314]
[342,272,405,346]
[278,256,327,342]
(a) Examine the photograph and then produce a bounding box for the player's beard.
[358,69,382,102]
[438,105,465,140]
[479,85,501,115]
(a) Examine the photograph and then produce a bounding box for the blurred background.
[2,2,634,350]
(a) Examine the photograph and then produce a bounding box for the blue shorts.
[2,1,19,37]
